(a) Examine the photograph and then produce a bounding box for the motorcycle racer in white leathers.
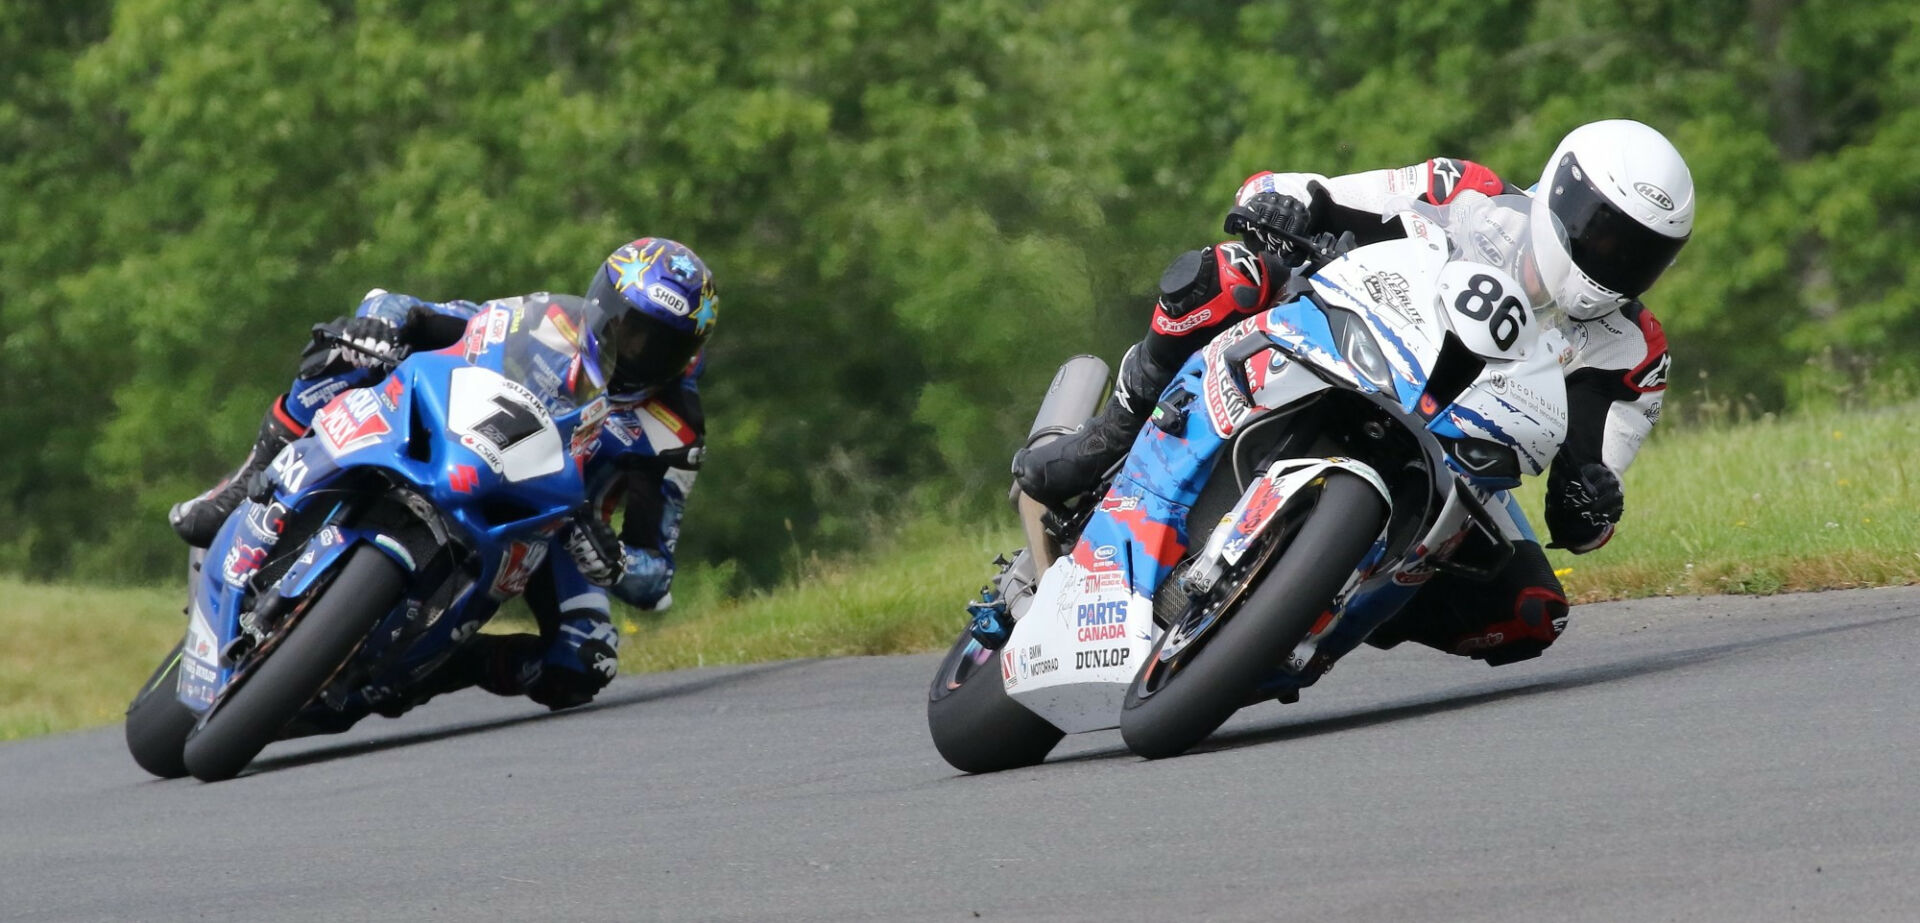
[1016,119,1694,666]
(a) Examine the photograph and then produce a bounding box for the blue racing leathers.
[284,290,705,706]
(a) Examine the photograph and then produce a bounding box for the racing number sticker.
[1451,272,1530,351]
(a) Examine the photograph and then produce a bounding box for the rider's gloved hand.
[1225,191,1312,258]
[1545,462,1623,554]
[340,315,407,369]
[563,512,626,587]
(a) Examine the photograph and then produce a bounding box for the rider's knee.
[1452,586,1569,666]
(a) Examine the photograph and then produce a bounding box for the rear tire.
[927,631,1065,773]
[1120,472,1387,759]
[125,639,196,779]
[182,546,405,782]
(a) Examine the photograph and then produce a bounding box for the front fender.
[275,523,420,601]
[1183,456,1392,595]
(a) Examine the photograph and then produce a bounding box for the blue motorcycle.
[126,295,613,781]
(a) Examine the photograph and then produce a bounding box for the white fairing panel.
[446,366,566,481]
[1004,556,1157,734]
[1447,349,1569,476]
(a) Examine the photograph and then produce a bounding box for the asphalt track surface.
[5,587,1917,922]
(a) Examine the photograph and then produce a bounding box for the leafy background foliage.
[3,0,1915,585]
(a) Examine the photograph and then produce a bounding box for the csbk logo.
[1633,182,1675,211]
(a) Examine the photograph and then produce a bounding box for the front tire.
[1120,472,1387,759]
[125,639,196,779]
[182,546,405,782]
[927,631,1065,773]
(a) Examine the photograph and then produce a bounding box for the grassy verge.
[629,401,1920,664]
[7,403,1915,740]
[0,581,184,741]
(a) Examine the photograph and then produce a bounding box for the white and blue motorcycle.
[929,193,1574,768]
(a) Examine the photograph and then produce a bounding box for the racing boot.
[1013,342,1175,509]
[169,398,307,548]
[373,634,547,719]
[1013,243,1263,509]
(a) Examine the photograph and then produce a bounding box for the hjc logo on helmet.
[1633,182,1675,211]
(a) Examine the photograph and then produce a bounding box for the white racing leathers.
[1237,159,1669,552]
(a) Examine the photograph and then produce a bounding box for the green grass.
[1515,402,1920,602]
[7,403,1916,741]
[0,581,184,740]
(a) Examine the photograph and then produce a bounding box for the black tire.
[125,639,196,779]
[927,631,1065,773]
[182,546,405,782]
[1120,471,1387,759]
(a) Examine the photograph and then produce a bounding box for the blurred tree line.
[3,0,1915,584]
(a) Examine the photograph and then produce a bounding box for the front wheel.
[124,639,196,779]
[927,631,1064,773]
[182,546,405,782]
[1120,471,1387,759]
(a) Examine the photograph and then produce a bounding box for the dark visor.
[1549,154,1687,298]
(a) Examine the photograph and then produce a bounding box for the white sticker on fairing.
[185,599,220,667]
[445,366,565,481]
[1003,555,1158,734]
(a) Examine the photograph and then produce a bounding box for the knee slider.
[1157,247,1220,317]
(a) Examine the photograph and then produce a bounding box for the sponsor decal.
[1091,544,1118,562]
[1222,242,1264,287]
[643,402,695,444]
[646,282,692,317]
[317,525,343,547]
[570,397,610,465]
[1633,182,1674,211]
[462,314,490,361]
[1630,352,1671,392]
[601,415,638,447]
[1076,600,1128,642]
[1083,572,1125,593]
[1429,157,1464,203]
[545,304,582,346]
[270,446,310,492]
[1097,494,1142,514]
[449,464,479,494]
[1362,272,1416,320]
[1002,650,1019,686]
[379,375,405,412]
[240,500,289,545]
[221,541,268,587]
[1151,307,1215,336]
[508,305,526,334]
[295,378,349,410]
[315,389,391,456]
[1012,643,1058,679]
[491,541,548,597]
[1075,647,1132,670]
[529,355,565,395]
[485,306,511,344]
[182,658,218,684]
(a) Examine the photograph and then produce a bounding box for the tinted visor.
[585,269,702,397]
[1549,154,1688,298]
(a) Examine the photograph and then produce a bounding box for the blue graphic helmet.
[583,237,717,400]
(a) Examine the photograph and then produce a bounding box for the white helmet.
[1529,119,1694,320]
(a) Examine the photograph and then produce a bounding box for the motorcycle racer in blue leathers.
[170,238,716,710]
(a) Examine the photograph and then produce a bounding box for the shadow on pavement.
[1033,611,1914,767]
[245,659,811,776]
